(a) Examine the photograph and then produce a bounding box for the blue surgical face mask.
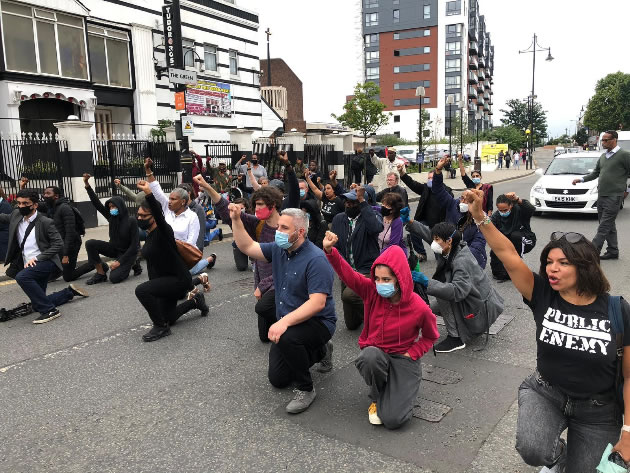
[472,177,481,185]
[499,210,511,218]
[300,189,306,198]
[275,230,297,250]
[427,179,433,189]
[376,282,397,298]
[110,208,119,216]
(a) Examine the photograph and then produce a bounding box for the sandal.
[186,287,199,300]
[198,273,211,292]
[206,254,217,270]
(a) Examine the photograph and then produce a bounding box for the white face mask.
[431,240,444,255]
[459,202,469,213]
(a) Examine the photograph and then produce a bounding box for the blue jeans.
[204,220,220,244]
[515,370,621,472]
[15,259,74,315]
[189,258,209,276]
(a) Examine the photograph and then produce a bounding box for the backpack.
[351,154,365,171]
[71,206,86,236]
[608,295,626,409]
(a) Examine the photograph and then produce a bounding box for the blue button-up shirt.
[260,239,337,335]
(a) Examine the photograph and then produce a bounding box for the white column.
[228,129,254,152]
[131,23,159,137]
[281,131,306,152]
[323,134,346,180]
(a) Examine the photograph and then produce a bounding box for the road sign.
[181,116,194,136]
[174,91,186,111]
[169,68,197,85]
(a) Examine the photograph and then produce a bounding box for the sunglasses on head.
[550,232,585,243]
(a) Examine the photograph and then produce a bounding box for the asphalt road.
[1,149,627,473]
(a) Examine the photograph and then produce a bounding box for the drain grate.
[435,312,516,336]
[413,397,452,422]
[421,363,462,385]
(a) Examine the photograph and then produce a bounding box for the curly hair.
[251,186,283,210]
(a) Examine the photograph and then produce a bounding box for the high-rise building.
[361,0,494,143]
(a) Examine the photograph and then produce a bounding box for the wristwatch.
[622,425,630,433]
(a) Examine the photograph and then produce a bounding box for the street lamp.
[459,101,465,155]
[416,86,425,165]
[519,33,554,165]
[475,112,482,158]
[446,95,454,156]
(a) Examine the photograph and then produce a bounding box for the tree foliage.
[332,82,391,147]
[583,72,630,133]
[150,119,174,137]
[573,128,588,146]
[374,134,415,146]
[499,98,548,142]
[448,110,476,153]
[482,125,527,151]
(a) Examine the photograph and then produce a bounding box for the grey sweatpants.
[592,195,622,255]
[355,346,422,429]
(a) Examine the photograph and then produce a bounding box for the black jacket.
[375,185,409,207]
[42,197,80,257]
[87,186,139,266]
[401,173,451,228]
[331,201,384,274]
[299,199,327,249]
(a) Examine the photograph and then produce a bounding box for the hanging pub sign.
[162,3,183,69]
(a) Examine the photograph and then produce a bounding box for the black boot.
[142,325,171,342]
[194,292,209,317]
[132,259,143,276]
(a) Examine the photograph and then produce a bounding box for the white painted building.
[0,0,281,145]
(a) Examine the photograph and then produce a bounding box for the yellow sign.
[481,143,508,160]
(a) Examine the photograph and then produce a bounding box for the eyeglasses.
[601,138,615,142]
[550,232,585,243]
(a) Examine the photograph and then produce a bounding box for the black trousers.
[351,169,363,184]
[255,289,276,342]
[490,231,534,279]
[268,317,331,392]
[135,276,190,327]
[61,240,94,282]
[85,240,133,284]
[233,243,249,271]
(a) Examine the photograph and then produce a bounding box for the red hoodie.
[326,246,438,360]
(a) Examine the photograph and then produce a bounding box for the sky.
[238,0,630,138]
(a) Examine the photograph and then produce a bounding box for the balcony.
[483,102,490,112]
[468,86,478,98]
[467,102,476,112]
[477,96,484,106]
[261,86,288,119]
[484,81,490,90]
[484,92,490,100]
[468,71,478,84]
[468,41,478,55]
[468,56,478,70]
[468,20,477,39]
[478,55,486,68]
[489,89,494,95]
[477,82,484,93]
[477,68,485,80]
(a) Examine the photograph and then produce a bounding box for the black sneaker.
[434,335,466,353]
[33,308,61,324]
[86,273,108,285]
[132,260,143,276]
[142,325,171,342]
[194,291,209,317]
[316,341,334,373]
[69,284,89,298]
[218,228,223,241]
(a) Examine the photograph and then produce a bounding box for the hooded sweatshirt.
[326,245,438,360]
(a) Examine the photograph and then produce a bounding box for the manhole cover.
[421,363,462,385]
[435,312,516,336]
[233,278,254,289]
[413,397,452,423]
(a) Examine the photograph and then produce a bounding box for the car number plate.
[553,196,576,202]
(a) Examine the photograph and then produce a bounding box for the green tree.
[499,98,548,145]
[374,134,414,146]
[491,125,527,151]
[414,109,432,148]
[332,82,391,149]
[574,128,588,146]
[150,119,174,138]
[583,72,630,132]
[448,110,475,153]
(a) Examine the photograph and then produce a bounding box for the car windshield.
[619,140,630,151]
[545,157,598,175]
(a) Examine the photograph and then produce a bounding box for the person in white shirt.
[0,189,88,324]
[370,149,406,191]
[144,158,199,247]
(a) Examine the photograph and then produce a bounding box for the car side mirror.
[535,168,544,176]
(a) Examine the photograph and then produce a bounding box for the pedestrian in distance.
[370,149,406,191]
[513,150,521,170]
[331,186,384,331]
[572,130,630,260]
[229,205,337,414]
[83,174,140,285]
[323,232,438,428]
[489,192,536,281]
[457,154,493,216]
[0,189,89,324]
[350,148,365,185]
[462,187,630,472]
[497,150,504,169]
[134,180,208,342]
[504,151,511,169]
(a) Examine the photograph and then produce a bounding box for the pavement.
[4,148,618,472]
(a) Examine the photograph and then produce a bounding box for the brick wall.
[260,58,306,132]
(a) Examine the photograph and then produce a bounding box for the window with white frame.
[365,0,378,7]
[364,33,379,47]
[365,12,378,26]
[446,93,461,103]
[446,24,462,37]
[446,41,461,55]
[393,9,399,23]
[424,29,431,36]
[88,26,131,87]
[204,44,218,72]
[229,49,239,75]
[424,46,431,53]
[423,5,430,19]
[183,39,195,68]
[365,51,379,64]
[445,58,461,72]
[445,76,461,89]
[1,2,88,79]
[446,0,461,15]
[366,67,379,80]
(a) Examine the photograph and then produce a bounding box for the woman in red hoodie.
[323,231,439,429]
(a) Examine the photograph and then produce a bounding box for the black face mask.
[380,207,392,217]
[19,206,34,217]
[251,160,258,165]
[345,205,361,219]
[137,218,153,230]
[44,196,56,207]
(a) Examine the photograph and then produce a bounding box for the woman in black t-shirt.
[462,188,630,472]
[305,173,345,225]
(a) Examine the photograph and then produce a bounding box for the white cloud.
[238,0,630,137]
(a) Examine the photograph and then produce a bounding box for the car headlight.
[532,185,544,194]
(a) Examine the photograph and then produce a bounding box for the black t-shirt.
[321,196,345,224]
[525,273,630,398]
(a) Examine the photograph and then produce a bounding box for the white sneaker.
[368,402,383,425]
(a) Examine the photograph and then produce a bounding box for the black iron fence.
[304,144,334,178]
[92,138,179,214]
[0,135,72,202]
[253,141,293,180]
[204,141,238,169]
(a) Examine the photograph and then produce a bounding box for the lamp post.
[446,95,454,156]
[519,34,553,164]
[475,112,482,171]
[459,101,464,155]
[265,28,272,86]
[415,86,425,166]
